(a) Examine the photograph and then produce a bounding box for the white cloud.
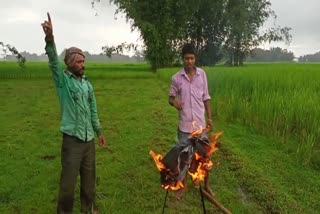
[6,10,41,23]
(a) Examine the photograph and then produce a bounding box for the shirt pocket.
[192,84,204,101]
[69,86,81,102]
[88,88,94,103]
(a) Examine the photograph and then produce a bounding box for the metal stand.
[162,190,169,214]
[200,185,207,214]
[162,187,207,214]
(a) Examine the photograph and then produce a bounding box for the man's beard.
[71,67,85,77]
[75,69,84,77]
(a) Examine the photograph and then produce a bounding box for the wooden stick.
[201,189,232,214]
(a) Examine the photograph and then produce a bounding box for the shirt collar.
[65,70,87,80]
[181,67,200,76]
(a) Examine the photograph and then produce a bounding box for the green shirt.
[45,41,102,142]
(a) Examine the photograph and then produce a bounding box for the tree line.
[298,52,320,62]
[1,49,144,63]
[2,46,300,63]
[247,47,295,62]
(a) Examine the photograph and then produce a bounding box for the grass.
[214,123,320,213]
[1,62,320,213]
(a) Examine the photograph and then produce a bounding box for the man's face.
[70,54,85,77]
[183,53,196,70]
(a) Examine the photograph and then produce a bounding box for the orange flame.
[188,127,223,187]
[149,127,223,190]
[208,132,223,156]
[149,150,166,171]
[188,153,214,186]
[149,150,185,191]
[162,180,184,191]
[190,121,204,138]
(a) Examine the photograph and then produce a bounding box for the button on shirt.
[169,68,211,133]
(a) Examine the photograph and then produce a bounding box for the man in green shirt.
[41,13,105,214]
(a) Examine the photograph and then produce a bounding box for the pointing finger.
[47,12,51,23]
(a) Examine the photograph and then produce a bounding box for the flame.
[149,150,166,171]
[190,121,204,138]
[149,129,223,191]
[162,180,184,191]
[188,153,210,186]
[149,150,185,191]
[188,130,223,187]
[208,132,223,156]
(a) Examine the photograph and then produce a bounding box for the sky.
[0,0,319,57]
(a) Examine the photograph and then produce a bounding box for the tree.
[101,42,137,58]
[93,0,291,69]
[298,52,320,62]
[93,0,197,70]
[184,0,226,66]
[0,42,26,68]
[224,0,291,66]
[247,47,294,62]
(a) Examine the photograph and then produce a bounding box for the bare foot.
[175,187,187,200]
[204,186,215,197]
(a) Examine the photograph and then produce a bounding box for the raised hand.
[41,12,53,41]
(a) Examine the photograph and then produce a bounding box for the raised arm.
[41,12,63,87]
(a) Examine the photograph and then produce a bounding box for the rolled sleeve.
[169,76,178,97]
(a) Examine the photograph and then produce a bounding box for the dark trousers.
[57,134,96,214]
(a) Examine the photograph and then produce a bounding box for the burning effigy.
[150,127,232,214]
[150,131,221,190]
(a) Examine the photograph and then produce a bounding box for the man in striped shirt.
[42,13,105,214]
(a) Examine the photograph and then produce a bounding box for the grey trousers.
[177,129,190,146]
[57,134,96,214]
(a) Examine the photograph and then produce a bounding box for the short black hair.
[182,43,196,57]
